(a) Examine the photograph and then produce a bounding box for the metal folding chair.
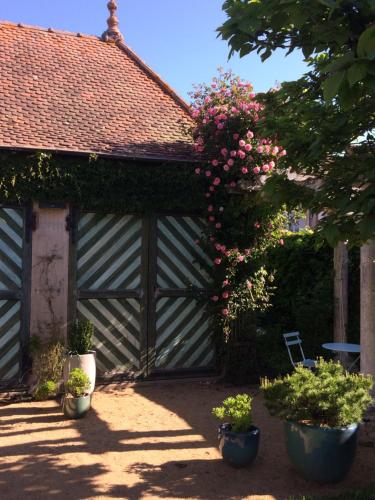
[283,331,316,369]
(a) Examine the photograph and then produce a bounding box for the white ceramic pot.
[63,351,96,395]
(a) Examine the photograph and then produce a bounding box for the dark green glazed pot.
[218,423,260,468]
[284,420,359,483]
[63,394,91,419]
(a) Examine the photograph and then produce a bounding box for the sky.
[1,0,307,101]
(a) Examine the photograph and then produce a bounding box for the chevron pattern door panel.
[77,298,141,373]
[77,213,142,291]
[155,296,214,370]
[76,213,144,375]
[154,216,214,371]
[0,208,24,382]
[156,216,212,289]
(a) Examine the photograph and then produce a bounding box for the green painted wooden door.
[0,207,28,384]
[75,212,213,377]
[150,216,214,372]
[75,213,146,377]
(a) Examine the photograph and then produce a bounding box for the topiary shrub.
[65,368,90,398]
[212,394,253,433]
[68,320,94,355]
[261,359,373,428]
[34,380,58,401]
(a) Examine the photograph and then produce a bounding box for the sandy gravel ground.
[0,380,374,500]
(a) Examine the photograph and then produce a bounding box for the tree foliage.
[218,0,375,245]
[218,0,375,107]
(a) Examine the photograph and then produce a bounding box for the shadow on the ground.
[0,382,374,499]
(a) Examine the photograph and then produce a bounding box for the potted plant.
[64,319,96,394]
[62,368,91,419]
[212,393,260,467]
[261,359,373,483]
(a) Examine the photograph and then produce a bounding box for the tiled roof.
[0,22,195,162]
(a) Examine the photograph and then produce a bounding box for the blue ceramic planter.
[63,394,91,419]
[284,420,359,483]
[218,423,260,467]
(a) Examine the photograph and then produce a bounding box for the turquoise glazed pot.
[284,420,359,483]
[218,423,260,467]
[63,395,91,419]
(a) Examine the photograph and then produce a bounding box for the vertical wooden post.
[360,240,375,381]
[333,242,348,363]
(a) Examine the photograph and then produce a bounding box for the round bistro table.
[322,342,361,371]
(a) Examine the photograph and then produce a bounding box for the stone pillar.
[360,240,375,379]
[30,203,70,344]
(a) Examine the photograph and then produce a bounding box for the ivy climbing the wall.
[0,151,205,214]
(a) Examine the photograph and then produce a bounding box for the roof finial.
[102,0,123,43]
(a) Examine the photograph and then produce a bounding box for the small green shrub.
[34,380,58,401]
[212,394,253,433]
[29,336,64,399]
[68,320,94,355]
[261,359,373,428]
[65,368,90,398]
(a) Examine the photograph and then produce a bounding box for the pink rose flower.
[272,147,279,155]
[213,177,221,186]
[229,181,236,188]
[205,170,212,177]
[217,123,225,130]
[215,222,222,229]
[239,139,246,148]
[227,159,234,167]
[212,159,219,167]
[253,166,261,174]
[221,308,229,316]
[280,149,287,156]
[211,295,219,302]
[279,239,285,246]
[233,133,240,140]
[245,144,252,152]
[222,291,229,299]
[247,131,254,139]
[214,258,222,265]
[221,148,228,157]
[194,168,201,175]
[238,255,244,262]
[242,167,248,174]
[256,146,264,153]
[269,160,275,168]
[222,279,229,287]
[262,164,270,172]
[237,150,246,159]
[230,150,237,157]
[223,164,230,172]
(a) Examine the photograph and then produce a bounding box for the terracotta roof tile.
[0,22,194,161]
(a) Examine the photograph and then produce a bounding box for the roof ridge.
[0,20,191,115]
[0,20,99,40]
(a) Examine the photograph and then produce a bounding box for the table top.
[322,342,361,353]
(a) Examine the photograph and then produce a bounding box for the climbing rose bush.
[189,71,286,318]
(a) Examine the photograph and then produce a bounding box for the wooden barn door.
[73,212,214,378]
[74,213,147,377]
[148,215,214,374]
[0,206,30,386]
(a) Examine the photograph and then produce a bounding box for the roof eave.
[0,144,199,164]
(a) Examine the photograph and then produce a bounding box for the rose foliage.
[189,71,287,322]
